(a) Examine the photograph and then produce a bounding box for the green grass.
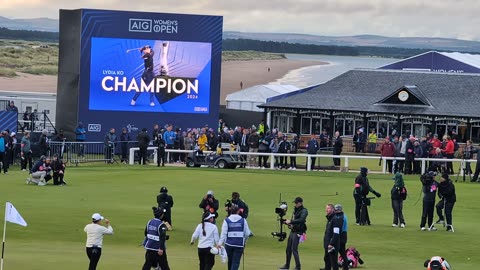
[0,165,479,270]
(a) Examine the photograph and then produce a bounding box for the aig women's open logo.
[129,19,152,32]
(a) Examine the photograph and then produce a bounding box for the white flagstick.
[1,202,8,270]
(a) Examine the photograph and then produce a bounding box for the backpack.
[400,186,407,200]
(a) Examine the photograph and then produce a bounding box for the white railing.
[128,147,476,175]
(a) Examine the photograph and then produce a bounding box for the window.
[299,112,330,135]
[435,118,467,141]
[301,117,311,134]
[367,115,397,138]
[271,110,296,133]
[334,113,363,136]
[400,117,432,137]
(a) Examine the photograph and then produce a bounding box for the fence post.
[382,157,386,174]
[129,148,135,165]
[307,155,311,171]
[421,158,426,174]
[270,153,275,169]
[344,156,349,170]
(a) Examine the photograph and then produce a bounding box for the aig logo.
[88,124,102,132]
[129,18,152,32]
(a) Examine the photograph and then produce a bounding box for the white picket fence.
[128,147,476,175]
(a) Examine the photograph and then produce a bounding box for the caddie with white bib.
[142,207,170,270]
[217,205,251,270]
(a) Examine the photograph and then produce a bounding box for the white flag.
[5,202,27,227]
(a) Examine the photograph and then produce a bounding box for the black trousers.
[339,233,348,270]
[284,231,301,269]
[0,152,7,173]
[323,247,339,270]
[436,199,455,225]
[290,156,297,168]
[392,199,405,225]
[258,153,268,168]
[404,160,413,174]
[420,200,435,228]
[21,152,32,171]
[394,159,404,173]
[198,247,215,270]
[86,247,102,270]
[157,147,166,166]
[446,154,454,174]
[138,146,148,165]
[473,163,480,181]
[307,157,316,170]
[386,160,393,173]
[142,249,170,270]
[353,194,370,225]
[53,172,64,185]
[279,156,288,168]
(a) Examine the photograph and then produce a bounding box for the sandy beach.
[0,59,326,104]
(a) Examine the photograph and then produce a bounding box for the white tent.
[225,84,299,112]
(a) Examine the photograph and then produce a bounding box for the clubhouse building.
[260,68,480,143]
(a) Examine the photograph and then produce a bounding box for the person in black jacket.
[435,173,456,232]
[391,172,406,228]
[353,167,381,225]
[332,131,343,167]
[226,192,249,218]
[152,125,166,167]
[404,136,415,175]
[306,134,319,171]
[137,128,150,165]
[51,153,66,185]
[157,186,174,228]
[120,127,131,164]
[199,190,219,220]
[279,197,308,270]
[278,135,291,169]
[289,134,299,170]
[420,171,438,231]
[320,203,344,270]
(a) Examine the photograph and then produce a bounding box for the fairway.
[0,165,478,270]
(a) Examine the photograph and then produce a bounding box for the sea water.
[272,54,398,88]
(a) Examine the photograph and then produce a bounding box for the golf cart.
[185,143,246,169]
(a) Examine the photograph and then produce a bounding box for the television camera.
[271,194,288,241]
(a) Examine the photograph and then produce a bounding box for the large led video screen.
[57,9,223,141]
[89,37,212,113]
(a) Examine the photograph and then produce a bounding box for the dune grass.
[0,165,478,270]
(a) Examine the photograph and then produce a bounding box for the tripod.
[455,158,471,182]
[107,143,119,164]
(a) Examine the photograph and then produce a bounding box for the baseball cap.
[334,204,343,212]
[207,190,214,196]
[204,213,216,221]
[92,213,104,221]
[293,197,303,203]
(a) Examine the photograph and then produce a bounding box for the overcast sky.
[1,0,479,40]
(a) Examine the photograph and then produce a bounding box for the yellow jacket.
[198,134,208,151]
[368,133,377,143]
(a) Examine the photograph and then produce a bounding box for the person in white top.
[84,213,113,270]
[191,212,220,270]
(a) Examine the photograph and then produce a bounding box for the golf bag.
[338,247,364,268]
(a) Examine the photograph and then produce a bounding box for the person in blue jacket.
[142,206,170,270]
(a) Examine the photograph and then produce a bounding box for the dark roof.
[260,69,480,118]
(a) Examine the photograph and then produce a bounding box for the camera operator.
[320,203,344,270]
[152,125,166,167]
[353,167,381,225]
[279,197,308,270]
[435,173,456,232]
[199,190,219,220]
[157,186,174,228]
[141,207,170,270]
[420,171,438,231]
[226,192,249,219]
